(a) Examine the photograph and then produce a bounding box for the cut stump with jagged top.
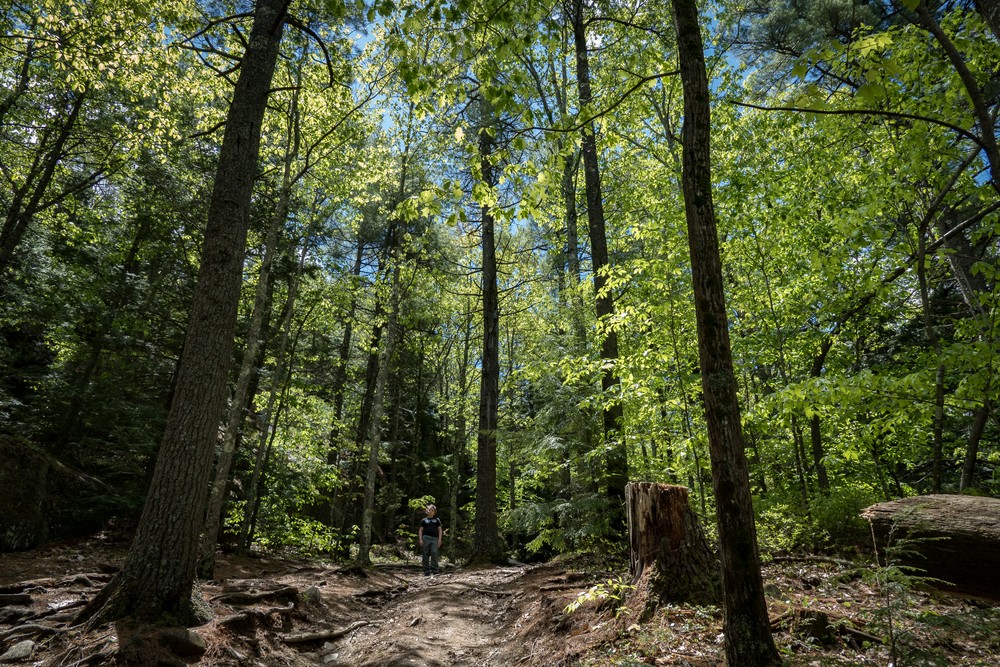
[626,482,720,615]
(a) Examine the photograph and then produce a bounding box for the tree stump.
[626,482,720,612]
[862,494,1000,601]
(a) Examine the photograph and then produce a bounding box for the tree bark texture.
[199,87,298,577]
[472,114,505,562]
[359,258,401,565]
[862,494,1000,601]
[626,483,720,610]
[670,0,781,665]
[571,0,628,510]
[76,0,287,625]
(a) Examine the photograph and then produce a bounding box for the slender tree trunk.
[960,400,992,492]
[808,341,831,494]
[239,229,311,551]
[450,307,473,541]
[670,1,780,664]
[571,0,627,510]
[0,87,88,276]
[916,220,947,492]
[916,2,1000,193]
[75,0,287,626]
[975,0,1000,40]
[472,107,505,563]
[358,258,401,565]
[326,243,364,530]
[329,243,365,460]
[791,419,810,504]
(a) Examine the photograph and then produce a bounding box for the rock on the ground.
[155,628,207,656]
[0,640,34,663]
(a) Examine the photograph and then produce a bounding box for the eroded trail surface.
[0,542,609,666]
[322,565,575,666]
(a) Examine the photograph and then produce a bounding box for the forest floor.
[2,536,1000,666]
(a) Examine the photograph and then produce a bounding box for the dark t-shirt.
[419,517,442,540]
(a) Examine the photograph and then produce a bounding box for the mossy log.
[861,494,1000,600]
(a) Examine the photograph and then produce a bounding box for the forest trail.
[3,539,1000,665]
[0,541,612,666]
[314,564,576,666]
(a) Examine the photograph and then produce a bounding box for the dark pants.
[421,535,439,574]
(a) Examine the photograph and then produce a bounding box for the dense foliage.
[1,0,997,567]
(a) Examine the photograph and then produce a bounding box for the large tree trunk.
[472,106,505,563]
[75,0,287,626]
[199,78,300,577]
[862,495,1000,601]
[626,483,720,612]
[571,0,628,511]
[670,0,781,665]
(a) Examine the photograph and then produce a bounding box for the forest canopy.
[1,0,998,576]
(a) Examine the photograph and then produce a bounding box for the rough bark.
[199,82,298,577]
[670,0,781,664]
[862,494,1000,601]
[75,0,287,626]
[358,258,401,565]
[571,0,628,511]
[626,483,720,611]
[472,109,505,563]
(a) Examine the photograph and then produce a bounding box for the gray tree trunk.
[199,78,300,577]
[358,256,401,565]
[671,0,781,664]
[75,0,287,626]
[472,105,505,563]
[571,0,628,510]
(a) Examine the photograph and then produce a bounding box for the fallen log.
[861,494,1000,600]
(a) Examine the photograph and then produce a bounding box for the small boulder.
[0,640,34,663]
[155,628,207,657]
[301,586,323,604]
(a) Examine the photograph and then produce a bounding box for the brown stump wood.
[626,482,720,612]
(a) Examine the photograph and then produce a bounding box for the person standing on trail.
[418,504,443,576]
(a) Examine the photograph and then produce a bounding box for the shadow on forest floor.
[1,537,999,665]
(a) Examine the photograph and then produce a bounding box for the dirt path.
[198,559,603,667]
[1,542,608,666]
[322,566,541,666]
[5,540,1000,666]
